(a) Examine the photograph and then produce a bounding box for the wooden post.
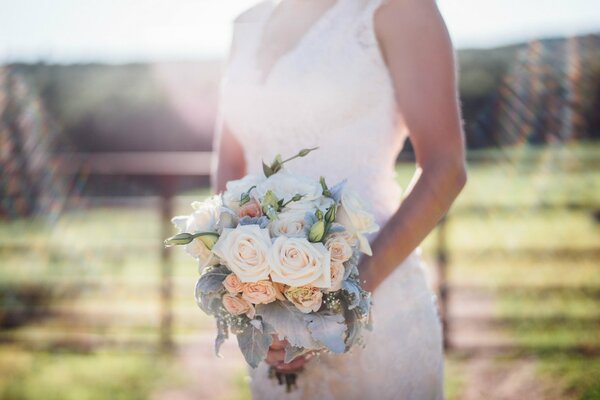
[159,177,176,352]
[436,216,450,350]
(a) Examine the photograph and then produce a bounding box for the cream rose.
[269,211,307,238]
[337,188,380,256]
[325,235,353,263]
[222,294,255,318]
[268,236,331,288]
[326,262,345,292]
[241,280,278,304]
[284,286,323,313]
[212,225,272,283]
[223,273,245,294]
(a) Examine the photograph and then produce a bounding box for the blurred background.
[1,0,599,399]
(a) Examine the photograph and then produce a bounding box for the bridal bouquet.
[165,148,378,390]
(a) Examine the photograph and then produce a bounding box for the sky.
[1,0,599,64]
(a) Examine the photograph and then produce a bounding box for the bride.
[212,0,467,398]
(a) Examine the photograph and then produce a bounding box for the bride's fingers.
[275,355,307,372]
[269,336,288,350]
[265,348,285,365]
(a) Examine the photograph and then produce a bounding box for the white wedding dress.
[216,0,444,398]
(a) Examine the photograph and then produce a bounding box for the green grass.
[0,346,174,400]
[0,142,599,399]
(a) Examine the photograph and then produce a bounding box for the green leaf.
[255,302,319,349]
[262,161,274,177]
[304,312,347,353]
[236,323,273,368]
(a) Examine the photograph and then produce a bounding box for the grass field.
[0,143,598,399]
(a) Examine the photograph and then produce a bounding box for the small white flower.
[336,188,379,256]
[171,195,222,267]
[222,175,265,211]
[256,170,323,211]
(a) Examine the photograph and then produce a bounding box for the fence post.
[159,177,176,352]
[436,215,450,350]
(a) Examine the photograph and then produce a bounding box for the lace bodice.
[219,0,405,227]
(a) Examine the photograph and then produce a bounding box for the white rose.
[336,188,379,256]
[256,170,323,211]
[269,210,307,238]
[171,195,221,266]
[212,225,272,282]
[268,236,331,288]
[222,175,266,211]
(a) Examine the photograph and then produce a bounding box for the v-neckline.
[254,0,342,86]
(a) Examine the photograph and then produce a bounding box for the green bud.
[325,204,336,223]
[315,209,324,220]
[194,232,220,250]
[164,232,194,246]
[298,147,318,157]
[261,190,280,214]
[265,206,278,221]
[291,194,303,202]
[308,220,326,242]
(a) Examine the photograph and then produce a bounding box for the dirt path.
[152,334,247,400]
[448,289,567,400]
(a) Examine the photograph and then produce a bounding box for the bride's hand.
[265,336,312,372]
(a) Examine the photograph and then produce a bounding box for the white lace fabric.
[217,0,444,398]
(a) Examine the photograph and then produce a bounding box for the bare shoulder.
[373,0,451,50]
[233,0,273,24]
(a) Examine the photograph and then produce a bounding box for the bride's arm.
[212,124,247,193]
[360,0,467,292]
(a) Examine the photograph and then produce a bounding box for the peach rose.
[272,282,287,301]
[241,281,278,304]
[325,235,353,263]
[223,273,245,294]
[284,286,323,313]
[222,294,255,318]
[239,198,263,218]
[326,262,345,292]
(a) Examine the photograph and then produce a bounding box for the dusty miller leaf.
[236,323,273,368]
[342,280,361,310]
[196,265,230,293]
[215,317,229,357]
[284,343,307,363]
[304,312,347,353]
[255,302,318,349]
